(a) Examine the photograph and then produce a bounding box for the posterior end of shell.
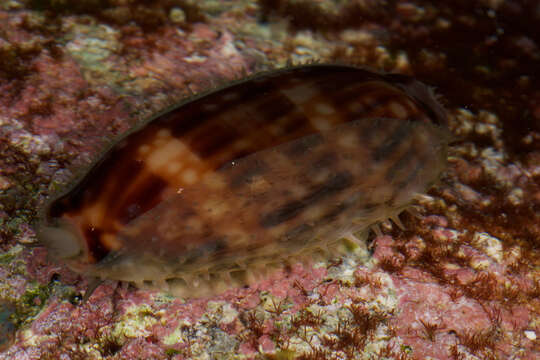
[385,73,448,128]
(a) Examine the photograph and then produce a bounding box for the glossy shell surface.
[37,64,450,297]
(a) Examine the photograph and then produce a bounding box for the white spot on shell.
[338,132,358,148]
[157,128,172,138]
[181,168,199,185]
[303,204,325,219]
[167,161,183,174]
[138,144,151,155]
[233,139,250,150]
[348,101,364,113]
[287,77,303,84]
[287,183,309,198]
[311,116,332,131]
[202,103,219,112]
[153,138,167,147]
[202,173,226,190]
[389,102,408,119]
[222,92,240,101]
[361,96,375,107]
[280,84,318,104]
[203,199,229,218]
[185,217,203,232]
[248,177,271,192]
[314,103,335,115]
[147,139,188,172]
[311,169,331,184]
[269,124,284,136]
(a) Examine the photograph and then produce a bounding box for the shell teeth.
[371,223,383,237]
[257,265,269,278]
[182,274,193,284]
[310,250,326,262]
[82,277,104,303]
[245,271,259,284]
[315,243,330,256]
[299,256,311,268]
[414,193,435,204]
[221,271,232,282]
[250,266,267,281]
[406,205,423,218]
[235,260,247,270]
[155,279,169,291]
[201,270,211,282]
[390,214,405,230]
[343,232,364,246]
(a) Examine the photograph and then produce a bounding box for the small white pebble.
[507,188,524,205]
[395,51,410,71]
[478,110,499,125]
[169,8,186,24]
[314,103,335,115]
[524,330,536,341]
[473,232,503,263]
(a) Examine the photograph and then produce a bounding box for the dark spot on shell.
[83,227,108,262]
[384,146,416,182]
[310,152,338,171]
[372,120,412,162]
[260,171,354,228]
[282,133,324,157]
[117,174,168,224]
[228,159,269,188]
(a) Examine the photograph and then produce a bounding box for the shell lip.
[34,215,92,270]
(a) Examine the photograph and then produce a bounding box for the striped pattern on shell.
[36,64,451,298]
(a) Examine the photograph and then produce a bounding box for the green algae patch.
[161,318,191,347]
[16,282,51,323]
[264,350,297,360]
[0,248,17,265]
[165,348,181,357]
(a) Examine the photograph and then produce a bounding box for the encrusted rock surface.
[0,1,538,359]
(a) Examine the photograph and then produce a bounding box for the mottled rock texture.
[0,0,538,359]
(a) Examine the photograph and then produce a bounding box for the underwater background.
[0,0,538,359]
